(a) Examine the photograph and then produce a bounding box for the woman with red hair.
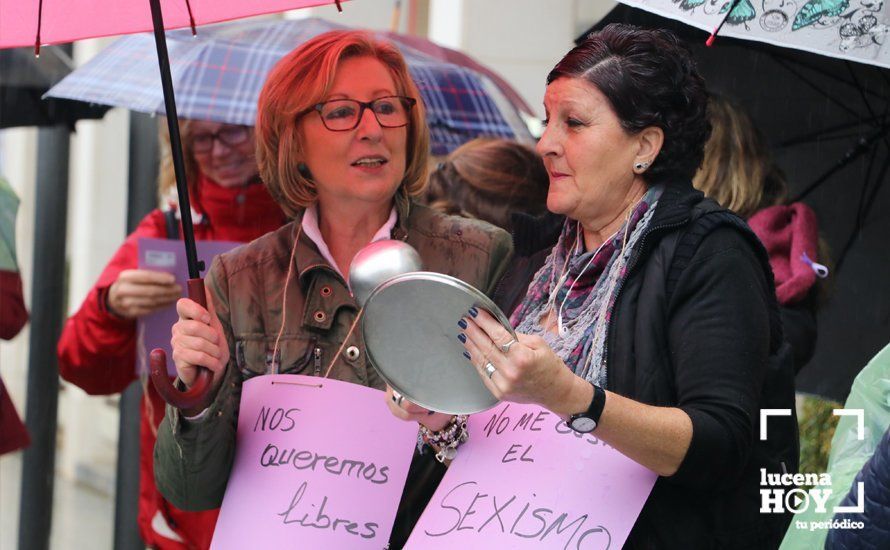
[154,30,512,548]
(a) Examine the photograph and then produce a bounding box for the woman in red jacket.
[57,120,287,549]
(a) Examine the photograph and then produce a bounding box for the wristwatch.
[568,382,606,433]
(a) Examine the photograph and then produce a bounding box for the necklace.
[549,200,638,337]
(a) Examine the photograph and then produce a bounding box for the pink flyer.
[136,237,239,375]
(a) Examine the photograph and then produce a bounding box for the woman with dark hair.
[425,138,550,232]
[463,24,798,548]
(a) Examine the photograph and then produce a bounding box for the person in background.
[0,175,31,455]
[57,120,287,549]
[423,137,565,319]
[467,24,798,547]
[425,138,550,232]
[693,94,830,373]
[827,424,890,549]
[693,94,838,479]
[153,30,512,549]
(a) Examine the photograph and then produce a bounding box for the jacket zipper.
[605,219,686,390]
[313,347,322,377]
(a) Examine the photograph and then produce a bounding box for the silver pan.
[361,272,514,415]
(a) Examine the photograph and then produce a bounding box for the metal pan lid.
[361,272,514,415]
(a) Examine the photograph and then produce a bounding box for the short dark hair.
[547,23,711,183]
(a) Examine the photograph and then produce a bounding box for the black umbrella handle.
[149,278,214,412]
[148,0,202,279]
[145,0,213,411]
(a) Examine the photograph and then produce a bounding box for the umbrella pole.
[146,0,212,411]
[18,123,69,550]
[793,126,887,201]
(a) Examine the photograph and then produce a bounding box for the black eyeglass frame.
[300,95,418,132]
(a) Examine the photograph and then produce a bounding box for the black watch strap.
[568,383,606,434]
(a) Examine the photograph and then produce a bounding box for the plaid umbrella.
[46,17,532,155]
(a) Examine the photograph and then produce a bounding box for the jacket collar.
[509,179,705,258]
[294,194,412,284]
[509,211,565,257]
[645,179,705,230]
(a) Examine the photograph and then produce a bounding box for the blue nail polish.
[458,333,467,343]
[458,319,468,329]
[462,350,471,360]
[468,307,479,317]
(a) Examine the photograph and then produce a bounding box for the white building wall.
[57,52,131,488]
[1,37,132,520]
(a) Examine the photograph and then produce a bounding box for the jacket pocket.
[235,336,317,379]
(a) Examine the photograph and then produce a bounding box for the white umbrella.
[617,0,889,68]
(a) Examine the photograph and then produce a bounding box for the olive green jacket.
[154,200,512,511]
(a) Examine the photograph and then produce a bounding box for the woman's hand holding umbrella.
[168,294,229,414]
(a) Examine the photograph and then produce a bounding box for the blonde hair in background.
[255,30,430,218]
[156,118,199,206]
[695,95,833,302]
[693,95,788,219]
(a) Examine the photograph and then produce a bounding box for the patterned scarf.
[511,185,663,385]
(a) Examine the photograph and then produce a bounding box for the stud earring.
[634,161,650,172]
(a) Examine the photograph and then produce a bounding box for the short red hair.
[256,30,430,216]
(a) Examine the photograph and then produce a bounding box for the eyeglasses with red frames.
[302,96,417,132]
[190,125,251,154]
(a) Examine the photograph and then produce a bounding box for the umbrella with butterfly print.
[613,0,888,67]
[588,4,890,403]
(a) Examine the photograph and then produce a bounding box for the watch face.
[569,416,597,433]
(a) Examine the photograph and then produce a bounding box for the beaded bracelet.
[419,414,469,463]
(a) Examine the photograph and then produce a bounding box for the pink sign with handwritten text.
[407,402,657,549]
[210,375,418,549]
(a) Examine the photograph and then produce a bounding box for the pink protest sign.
[136,237,240,375]
[211,375,418,549]
[408,402,657,549]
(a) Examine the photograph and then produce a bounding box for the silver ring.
[392,391,404,407]
[484,362,497,379]
[499,339,517,354]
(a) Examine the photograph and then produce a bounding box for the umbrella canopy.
[589,6,890,403]
[614,0,890,68]
[380,30,535,116]
[2,0,350,409]
[46,17,532,155]
[0,0,343,49]
[0,46,109,128]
